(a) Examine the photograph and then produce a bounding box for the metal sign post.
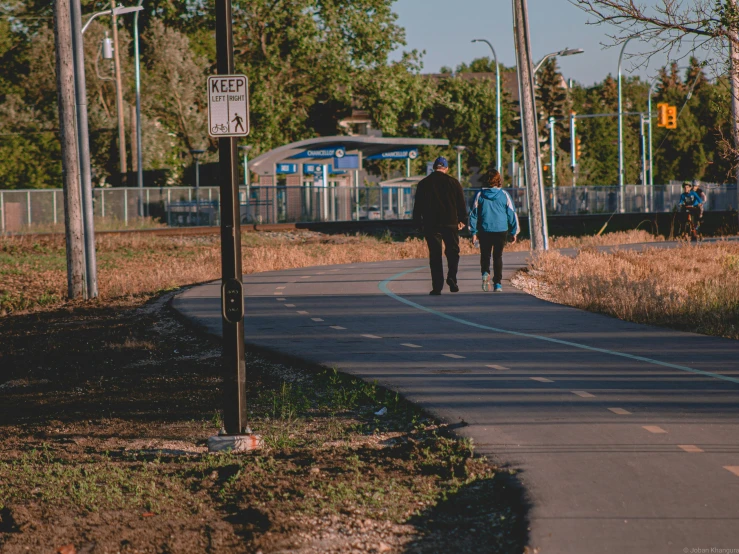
[207,0,259,452]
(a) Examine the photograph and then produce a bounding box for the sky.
[389,0,699,86]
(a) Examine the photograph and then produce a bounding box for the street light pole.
[191,149,204,226]
[238,144,252,186]
[133,0,144,213]
[533,48,584,74]
[549,116,556,210]
[454,145,466,182]
[471,39,501,173]
[191,149,205,190]
[70,0,98,298]
[68,2,143,298]
[617,38,632,213]
[110,0,127,187]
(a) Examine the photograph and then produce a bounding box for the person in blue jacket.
[678,181,703,233]
[468,169,519,292]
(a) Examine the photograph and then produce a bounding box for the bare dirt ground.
[0,292,529,553]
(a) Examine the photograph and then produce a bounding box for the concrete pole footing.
[208,434,263,453]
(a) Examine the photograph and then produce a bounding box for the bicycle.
[679,208,702,242]
[211,123,228,134]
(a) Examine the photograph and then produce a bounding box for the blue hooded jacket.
[468,187,519,236]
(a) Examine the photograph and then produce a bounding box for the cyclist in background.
[678,181,703,236]
[692,181,707,224]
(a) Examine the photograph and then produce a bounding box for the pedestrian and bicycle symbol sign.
[207,75,250,137]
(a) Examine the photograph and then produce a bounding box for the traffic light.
[657,103,668,127]
[575,137,582,160]
[665,105,678,129]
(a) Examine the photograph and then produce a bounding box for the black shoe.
[429,290,442,296]
[446,278,459,293]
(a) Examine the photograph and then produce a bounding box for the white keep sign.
[207,75,250,137]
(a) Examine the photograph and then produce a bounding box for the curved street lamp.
[81,5,143,34]
[617,37,635,212]
[471,39,502,174]
[533,47,584,74]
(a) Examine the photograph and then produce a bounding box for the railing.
[0,183,735,233]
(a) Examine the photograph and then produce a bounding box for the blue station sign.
[334,154,359,170]
[276,163,298,174]
[303,164,346,175]
[292,146,346,159]
[366,148,419,161]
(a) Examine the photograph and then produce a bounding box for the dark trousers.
[478,231,508,284]
[424,226,460,292]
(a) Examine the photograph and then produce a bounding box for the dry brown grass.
[0,228,660,316]
[0,232,479,315]
[514,240,739,339]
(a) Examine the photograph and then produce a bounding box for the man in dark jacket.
[412,156,468,295]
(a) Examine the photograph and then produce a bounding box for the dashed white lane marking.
[381,268,739,388]
[311,318,324,322]
[273,291,283,295]
[276,298,286,301]
[401,343,422,348]
[607,408,631,415]
[530,377,554,383]
[572,391,595,398]
[361,334,382,339]
[300,276,311,279]
[724,466,739,478]
[679,445,704,453]
[285,304,296,308]
[330,326,347,330]
[317,272,326,275]
[276,286,285,290]
[442,354,465,359]
[329,269,340,272]
[643,425,668,434]
[487,364,509,371]
[297,311,309,315]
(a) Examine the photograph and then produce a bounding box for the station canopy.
[249,135,449,176]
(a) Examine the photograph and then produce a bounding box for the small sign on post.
[207,75,250,137]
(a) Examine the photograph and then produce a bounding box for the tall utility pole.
[215,0,248,437]
[53,0,85,299]
[70,0,99,297]
[512,0,548,251]
[730,0,739,213]
[110,0,128,187]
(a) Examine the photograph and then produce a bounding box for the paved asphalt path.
[173,246,739,554]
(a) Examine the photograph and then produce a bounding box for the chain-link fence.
[1,183,735,233]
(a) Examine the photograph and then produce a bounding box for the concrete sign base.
[208,434,263,453]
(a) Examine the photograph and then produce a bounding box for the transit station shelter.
[246,136,449,223]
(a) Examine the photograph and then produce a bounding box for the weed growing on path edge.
[513,241,739,339]
[0,294,529,553]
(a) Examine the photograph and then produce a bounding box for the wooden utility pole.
[110,0,128,186]
[53,0,85,298]
[513,0,549,250]
[730,0,739,214]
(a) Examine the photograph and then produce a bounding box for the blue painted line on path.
[379,266,739,386]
